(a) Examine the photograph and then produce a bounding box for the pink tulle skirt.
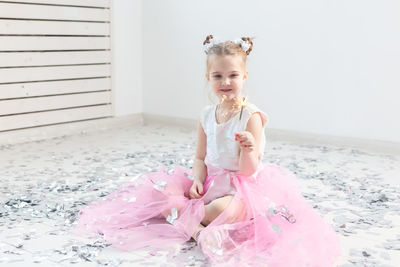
[75,162,341,266]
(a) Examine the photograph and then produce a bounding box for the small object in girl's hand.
[238,96,248,120]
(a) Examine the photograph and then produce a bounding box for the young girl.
[76,35,341,266]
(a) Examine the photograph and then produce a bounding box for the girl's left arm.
[236,113,263,176]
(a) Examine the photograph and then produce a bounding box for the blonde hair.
[203,34,254,73]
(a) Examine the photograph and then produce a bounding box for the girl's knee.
[214,195,234,213]
[215,196,245,222]
[202,195,234,225]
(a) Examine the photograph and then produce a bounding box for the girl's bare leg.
[191,196,234,242]
[161,195,236,241]
[160,205,205,241]
[201,195,234,226]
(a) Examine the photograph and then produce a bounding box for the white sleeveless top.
[200,103,268,175]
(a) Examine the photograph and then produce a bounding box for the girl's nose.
[222,78,230,85]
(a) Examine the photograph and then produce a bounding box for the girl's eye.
[213,74,238,78]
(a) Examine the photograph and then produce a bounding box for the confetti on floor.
[0,122,399,266]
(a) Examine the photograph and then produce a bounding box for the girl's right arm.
[192,120,207,183]
[189,119,207,199]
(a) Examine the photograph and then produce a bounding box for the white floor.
[0,122,399,266]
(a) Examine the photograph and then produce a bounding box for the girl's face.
[206,55,248,102]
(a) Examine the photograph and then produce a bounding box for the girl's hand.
[235,131,255,152]
[189,180,204,199]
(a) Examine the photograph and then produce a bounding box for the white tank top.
[200,102,268,175]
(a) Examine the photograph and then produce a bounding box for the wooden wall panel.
[0,0,113,132]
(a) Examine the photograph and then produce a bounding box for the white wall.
[141,0,400,143]
[112,0,143,116]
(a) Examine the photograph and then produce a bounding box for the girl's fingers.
[235,132,249,139]
[235,133,245,141]
[189,188,196,199]
[236,137,248,144]
[197,184,203,195]
[241,142,254,150]
[240,141,253,147]
[245,146,254,151]
[191,188,200,198]
[236,135,253,144]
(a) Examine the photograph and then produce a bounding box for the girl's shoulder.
[199,104,215,130]
[200,104,215,119]
[242,102,269,128]
[201,104,215,113]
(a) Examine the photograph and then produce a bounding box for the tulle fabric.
[75,162,341,267]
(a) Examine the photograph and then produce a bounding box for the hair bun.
[203,34,214,45]
[241,37,254,55]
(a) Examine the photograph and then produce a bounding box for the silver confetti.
[271,224,282,233]
[127,196,137,202]
[206,245,223,256]
[0,121,398,266]
[184,172,194,180]
[151,180,168,191]
[166,208,178,226]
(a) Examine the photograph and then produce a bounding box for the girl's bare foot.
[192,224,205,242]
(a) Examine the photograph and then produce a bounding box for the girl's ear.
[243,70,248,80]
[205,73,210,81]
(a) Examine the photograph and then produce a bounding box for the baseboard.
[144,113,400,155]
[265,128,400,155]
[142,113,197,129]
[1,112,399,156]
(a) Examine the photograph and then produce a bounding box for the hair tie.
[203,35,222,54]
[232,38,251,53]
[203,36,251,54]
